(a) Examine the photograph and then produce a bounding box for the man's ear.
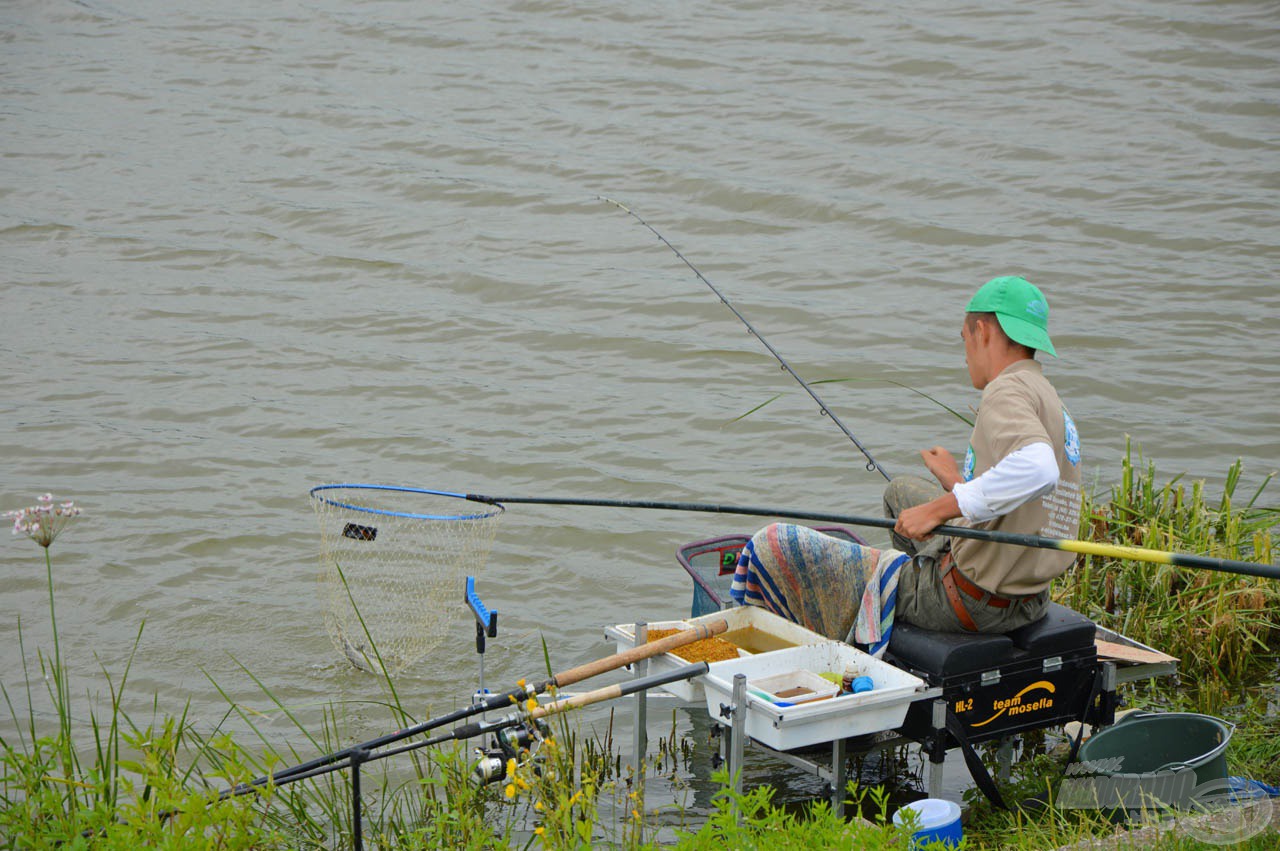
[974,315,994,346]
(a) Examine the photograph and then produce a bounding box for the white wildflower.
[4,495,81,548]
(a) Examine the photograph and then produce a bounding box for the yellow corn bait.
[646,628,740,663]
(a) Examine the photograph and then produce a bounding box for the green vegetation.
[962,442,1280,849]
[3,450,1279,849]
[1061,438,1278,709]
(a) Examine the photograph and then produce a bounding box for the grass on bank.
[3,447,1279,849]
[1059,438,1278,708]
[963,440,1280,849]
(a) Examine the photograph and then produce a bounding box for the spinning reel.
[471,718,548,785]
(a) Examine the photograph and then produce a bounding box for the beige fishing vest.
[951,359,1083,595]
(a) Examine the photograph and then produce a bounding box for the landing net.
[309,485,503,675]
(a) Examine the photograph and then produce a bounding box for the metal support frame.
[730,674,747,807]
[704,651,1178,812]
[615,615,1171,830]
[632,622,649,777]
[928,698,946,799]
[831,736,848,816]
[350,748,367,851]
[712,684,948,813]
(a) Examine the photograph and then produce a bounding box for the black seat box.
[887,603,1105,745]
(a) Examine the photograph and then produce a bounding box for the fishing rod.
[223,617,728,798]
[600,196,891,482]
[238,661,711,790]
[216,660,707,851]
[462,491,1280,581]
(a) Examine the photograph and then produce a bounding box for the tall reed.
[1057,439,1278,705]
[0,496,288,847]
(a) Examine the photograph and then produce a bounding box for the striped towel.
[851,550,909,658]
[730,523,896,643]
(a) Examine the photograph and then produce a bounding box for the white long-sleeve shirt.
[951,442,1059,523]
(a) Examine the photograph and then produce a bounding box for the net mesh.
[310,486,503,675]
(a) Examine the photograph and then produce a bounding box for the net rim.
[309,484,505,521]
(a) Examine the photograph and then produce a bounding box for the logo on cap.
[1025,299,1048,320]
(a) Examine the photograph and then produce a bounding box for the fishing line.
[599,196,891,481]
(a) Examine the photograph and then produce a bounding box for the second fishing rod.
[600,197,891,482]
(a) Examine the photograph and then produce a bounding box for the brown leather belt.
[938,553,1026,632]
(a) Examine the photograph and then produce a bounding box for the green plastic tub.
[1072,711,1233,810]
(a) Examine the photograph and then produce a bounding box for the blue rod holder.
[466,576,498,640]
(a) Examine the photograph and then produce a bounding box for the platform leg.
[632,622,648,778]
[1099,661,1118,727]
[730,673,747,811]
[997,736,1015,782]
[831,736,848,817]
[928,699,946,799]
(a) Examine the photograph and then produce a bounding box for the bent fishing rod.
[462,490,1280,581]
[600,196,891,481]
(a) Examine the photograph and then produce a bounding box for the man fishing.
[731,276,1082,641]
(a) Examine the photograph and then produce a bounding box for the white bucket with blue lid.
[892,798,962,848]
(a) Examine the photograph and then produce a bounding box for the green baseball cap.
[965,276,1057,357]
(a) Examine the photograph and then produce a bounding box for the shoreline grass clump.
[1058,439,1279,709]
[958,446,1280,849]
[0,495,290,848]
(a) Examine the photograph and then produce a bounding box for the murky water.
[3,0,1278,824]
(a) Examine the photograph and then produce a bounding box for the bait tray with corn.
[604,606,832,702]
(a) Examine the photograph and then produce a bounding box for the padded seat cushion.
[1006,602,1096,656]
[886,624,1013,678]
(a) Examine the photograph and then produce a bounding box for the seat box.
[888,603,1107,744]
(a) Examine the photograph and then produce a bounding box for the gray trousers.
[882,476,1048,633]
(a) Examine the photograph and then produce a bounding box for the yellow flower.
[568,790,582,807]
[525,697,539,713]
[505,784,516,799]
[534,826,545,836]
[534,800,544,811]
[631,809,640,820]
[506,758,517,778]
[517,678,527,688]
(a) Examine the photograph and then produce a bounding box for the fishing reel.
[470,719,547,786]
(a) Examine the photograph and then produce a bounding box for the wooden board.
[1095,638,1177,665]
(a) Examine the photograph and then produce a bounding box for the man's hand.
[921,446,963,491]
[894,492,961,541]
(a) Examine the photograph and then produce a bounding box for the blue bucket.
[892,798,962,848]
